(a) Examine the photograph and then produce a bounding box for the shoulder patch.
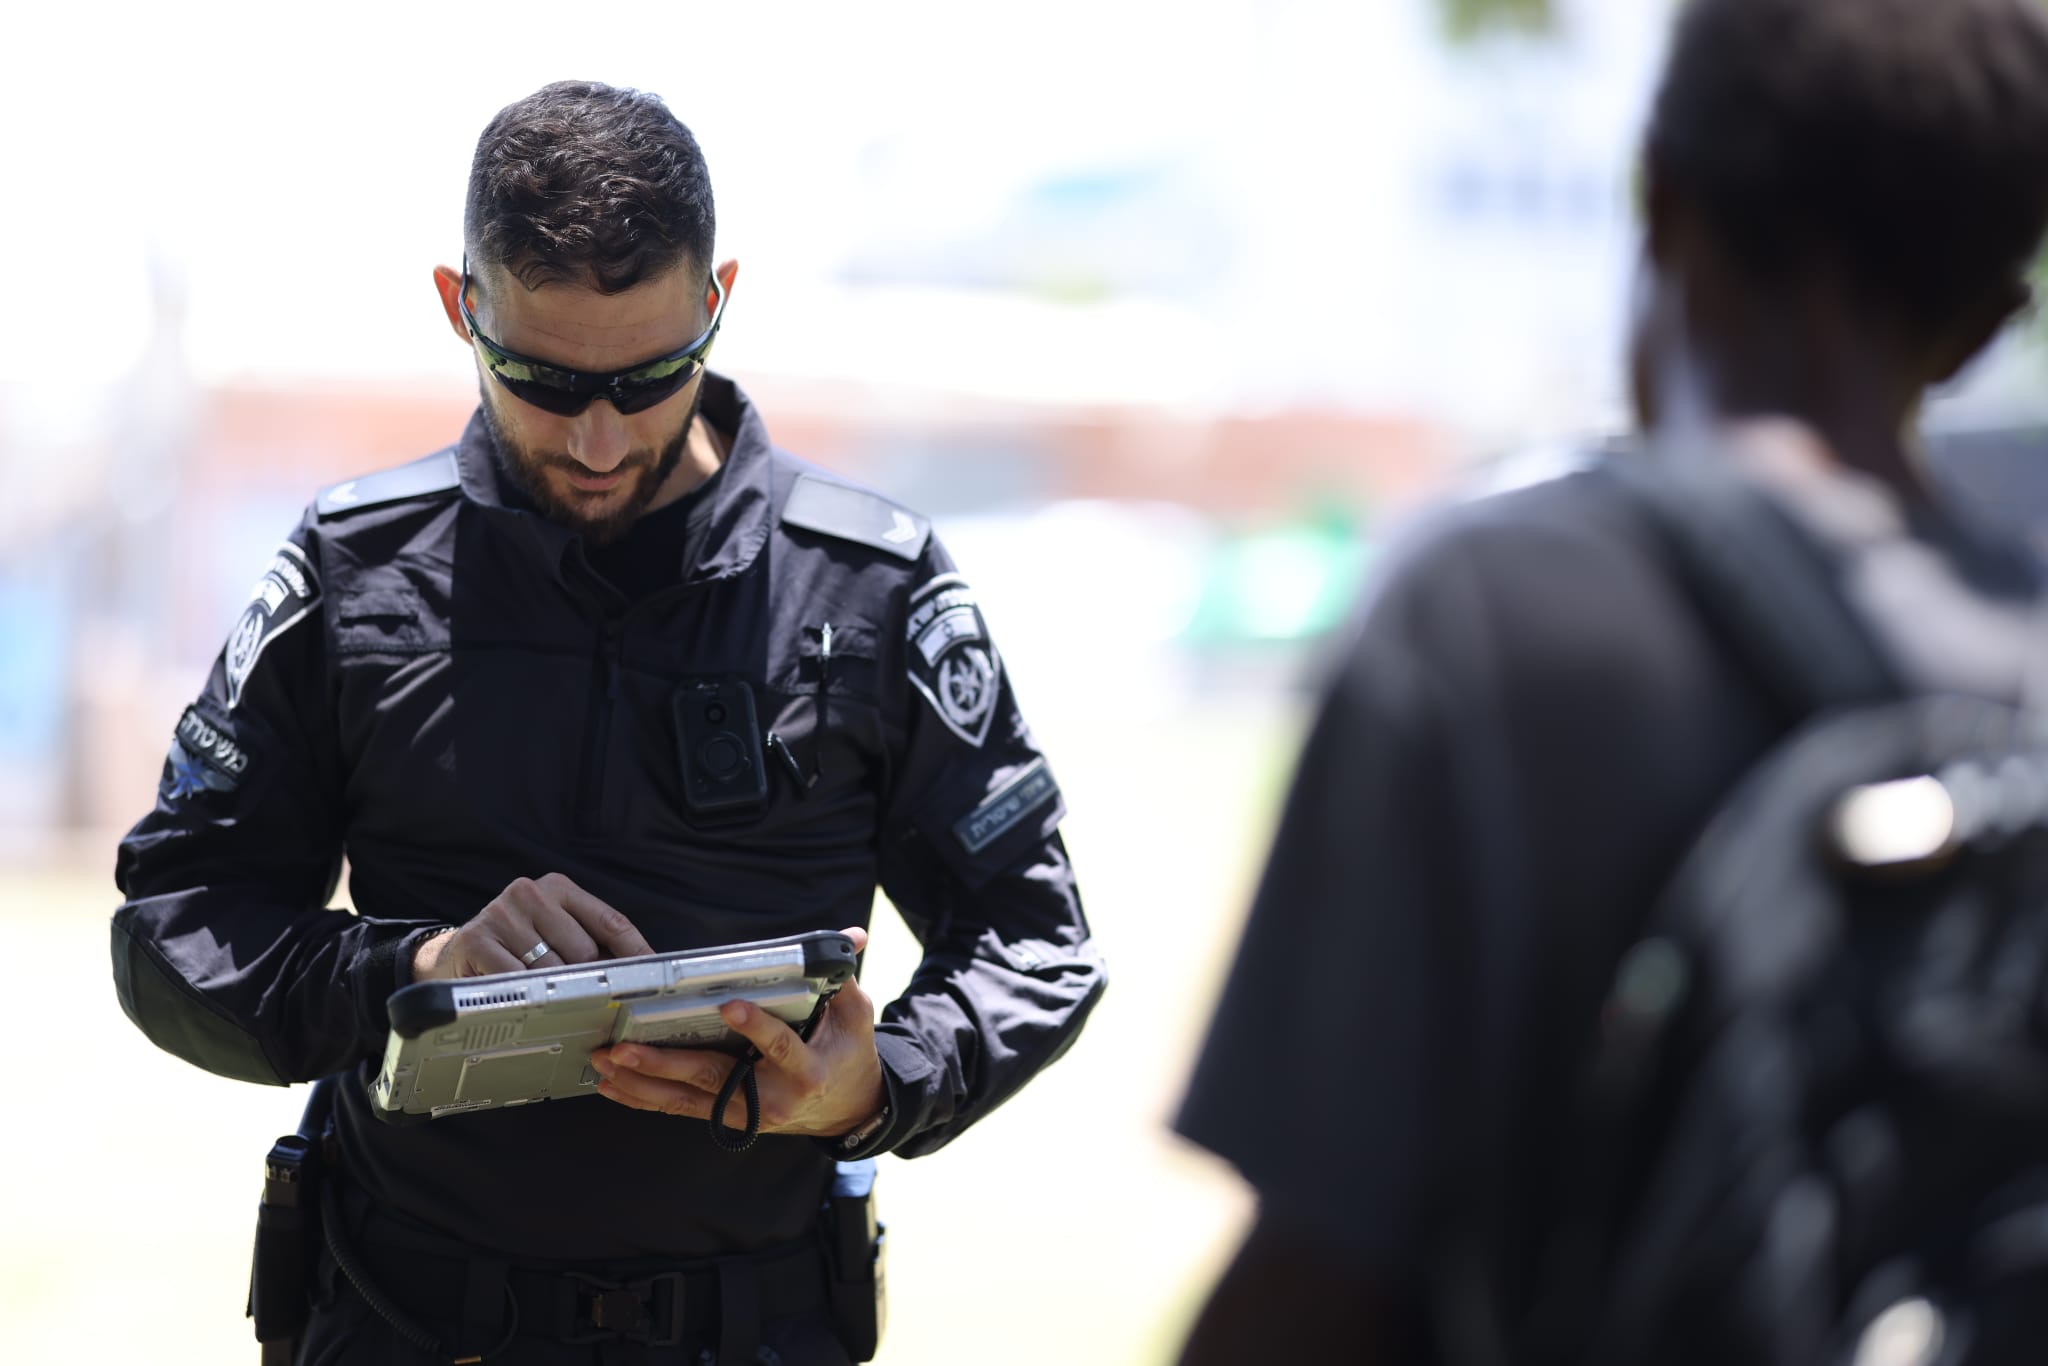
[783,474,930,562]
[317,448,461,519]
[225,543,320,710]
[907,574,1002,746]
[954,758,1060,855]
[163,707,254,800]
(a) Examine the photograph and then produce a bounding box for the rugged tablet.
[370,930,858,1121]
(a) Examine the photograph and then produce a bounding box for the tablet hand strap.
[707,1052,763,1152]
[704,991,840,1153]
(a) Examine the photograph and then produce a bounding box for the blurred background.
[4,0,2047,1361]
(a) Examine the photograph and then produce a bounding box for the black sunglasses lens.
[486,362,697,417]
[480,343,703,416]
[493,373,592,416]
[608,367,697,416]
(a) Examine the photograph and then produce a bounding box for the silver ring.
[520,940,551,966]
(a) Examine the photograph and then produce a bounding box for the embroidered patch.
[906,574,1002,747]
[953,759,1060,855]
[225,543,320,710]
[163,707,252,800]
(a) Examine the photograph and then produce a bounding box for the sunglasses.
[459,258,726,417]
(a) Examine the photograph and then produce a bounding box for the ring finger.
[523,902,604,966]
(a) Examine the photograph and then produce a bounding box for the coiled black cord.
[709,1050,764,1152]
[706,992,839,1153]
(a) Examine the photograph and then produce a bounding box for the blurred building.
[0,257,1460,843]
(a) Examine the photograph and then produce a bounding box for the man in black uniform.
[112,81,1104,1364]
[1174,0,2048,1360]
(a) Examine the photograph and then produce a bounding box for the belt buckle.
[566,1270,686,1347]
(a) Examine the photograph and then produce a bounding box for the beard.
[478,382,700,546]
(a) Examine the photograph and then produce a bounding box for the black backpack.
[1489,451,2048,1366]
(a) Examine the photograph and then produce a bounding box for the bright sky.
[2,0,1672,439]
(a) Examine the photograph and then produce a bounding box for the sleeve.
[860,541,1108,1158]
[1172,547,1483,1271]
[110,518,445,1085]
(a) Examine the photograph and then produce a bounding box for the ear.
[709,257,739,316]
[432,265,473,347]
[1927,276,2032,385]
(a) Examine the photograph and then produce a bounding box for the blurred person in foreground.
[109,80,1103,1365]
[1177,0,2048,1361]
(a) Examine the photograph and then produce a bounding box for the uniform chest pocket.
[794,622,880,701]
[334,589,448,655]
[790,623,882,794]
[741,623,882,796]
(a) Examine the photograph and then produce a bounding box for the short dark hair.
[464,80,715,293]
[1646,0,2048,333]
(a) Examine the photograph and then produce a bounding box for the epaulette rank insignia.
[316,448,462,519]
[782,475,931,562]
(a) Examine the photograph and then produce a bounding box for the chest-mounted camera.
[672,679,770,822]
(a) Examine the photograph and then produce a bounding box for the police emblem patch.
[906,573,1002,747]
[162,707,253,800]
[225,543,320,710]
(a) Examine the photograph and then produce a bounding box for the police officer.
[112,80,1105,1365]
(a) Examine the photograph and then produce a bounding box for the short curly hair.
[464,80,715,293]
[1646,0,2048,333]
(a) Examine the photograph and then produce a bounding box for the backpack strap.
[1601,443,1902,718]
[1609,423,2048,718]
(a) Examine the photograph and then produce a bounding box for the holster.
[249,1077,338,1362]
[820,1158,886,1362]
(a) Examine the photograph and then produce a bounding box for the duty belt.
[320,1176,830,1362]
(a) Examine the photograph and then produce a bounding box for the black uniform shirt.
[1175,459,2041,1317]
[114,375,1106,1260]
[583,458,719,605]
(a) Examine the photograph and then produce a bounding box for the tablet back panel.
[371,934,852,1120]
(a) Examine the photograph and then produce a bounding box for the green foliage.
[1438,0,1556,43]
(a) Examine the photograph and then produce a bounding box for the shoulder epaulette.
[316,448,462,519]
[781,473,931,563]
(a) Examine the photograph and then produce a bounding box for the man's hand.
[588,925,887,1140]
[412,873,654,981]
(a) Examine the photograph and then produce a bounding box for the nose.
[566,398,631,473]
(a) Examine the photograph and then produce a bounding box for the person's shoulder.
[769,448,935,571]
[279,447,465,629]
[1367,456,1658,631]
[1335,455,1692,708]
[1434,450,1652,556]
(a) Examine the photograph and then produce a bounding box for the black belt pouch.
[249,1131,323,1347]
[821,1158,886,1361]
